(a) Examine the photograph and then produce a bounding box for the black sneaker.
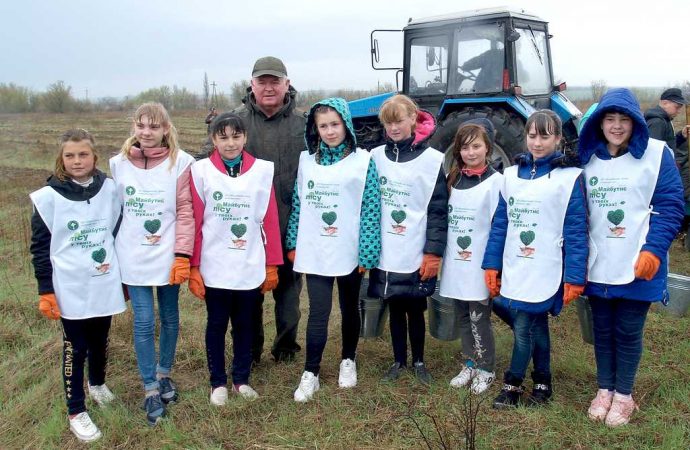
[381,362,406,382]
[413,362,433,386]
[272,351,296,363]
[159,377,179,404]
[143,393,166,426]
[526,383,553,406]
[492,383,524,409]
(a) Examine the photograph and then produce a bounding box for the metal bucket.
[660,273,690,317]
[428,288,462,341]
[359,278,388,338]
[574,295,595,345]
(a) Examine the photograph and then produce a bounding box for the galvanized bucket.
[428,288,462,341]
[574,295,595,346]
[359,278,388,338]
[661,273,690,317]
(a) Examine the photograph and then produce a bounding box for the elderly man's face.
[660,100,683,119]
[251,75,290,114]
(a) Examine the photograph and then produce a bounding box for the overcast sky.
[1,0,687,99]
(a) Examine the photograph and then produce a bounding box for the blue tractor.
[349,7,582,169]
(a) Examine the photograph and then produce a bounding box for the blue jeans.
[588,296,651,395]
[506,309,551,381]
[128,284,180,392]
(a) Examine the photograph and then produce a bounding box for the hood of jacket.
[578,88,649,164]
[242,84,300,119]
[304,97,357,154]
[46,169,107,201]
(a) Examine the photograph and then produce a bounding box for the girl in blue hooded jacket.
[286,97,381,402]
[482,110,588,408]
[577,88,683,427]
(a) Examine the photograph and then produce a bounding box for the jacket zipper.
[530,163,537,180]
[393,144,399,163]
[384,271,389,297]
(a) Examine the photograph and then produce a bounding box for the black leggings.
[304,269,362,375]
[61,316,112,415]
[388,295,427,365]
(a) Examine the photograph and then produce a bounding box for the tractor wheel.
[429,107,526,173]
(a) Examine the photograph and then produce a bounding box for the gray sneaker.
[381,362,406,382]
[413,362,432,386]
[159,377,179,404]
[143,394,166,426]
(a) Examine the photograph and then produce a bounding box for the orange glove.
[287,250,296,264]
[563,283,585,306]
[261,265,279,294]
[188,267,205,300]
[358,266,367,275]
[484,269,501,298]
[419,254,441,281]
[169,256,191,285]
[634,251,661,281]
[38,293,60,320]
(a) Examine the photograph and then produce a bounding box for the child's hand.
[287,250,296,264]
[563,283,585,306]
[188,267,205,300]
[169,256,191,285]
[38,293,60,320]
[634,251,660,281]
[260,265,279,294]
[419,254,441,281]
[484,269,501,298]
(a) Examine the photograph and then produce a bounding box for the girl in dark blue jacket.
[482,110,588,408]
[578,88,684,427]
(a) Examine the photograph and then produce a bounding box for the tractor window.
[409,35,448,95]
[515,27,551,95]
[454,23,505,94]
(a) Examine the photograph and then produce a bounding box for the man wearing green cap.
[233,56,306,363]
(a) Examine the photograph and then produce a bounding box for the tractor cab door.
[405,32,451,113]
[512,21,553,96]
[452,21,506,94]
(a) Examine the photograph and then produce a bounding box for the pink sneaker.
[605,393,638,427]
[587,389,613,421]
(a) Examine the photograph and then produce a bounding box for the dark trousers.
[388,295,427,365]
[458,299,496,372]
[61,316,112,415]
[589,296,651,395]
[304,269,362,375]
[252,261,302,361]
[205,286,259,387]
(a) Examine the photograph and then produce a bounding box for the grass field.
[0,112,688,449]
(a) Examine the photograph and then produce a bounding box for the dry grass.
[0,112,688,449]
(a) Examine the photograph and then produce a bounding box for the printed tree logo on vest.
[67,220,79,231]
[143,219,162,245]
[321,211,338,236]
[307,180,315,190]
[607,209,625,238]
[213,191,223,201]
[125,186,136,196]
[519,230,536,258]
[390,210,407,235]
[448,204,453,214]
[230,223,247,250]
[589,176,598,187]
[379,176,388,186]
[456,235,472,261]
[91,247,110,274]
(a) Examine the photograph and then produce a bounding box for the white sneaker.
[338,359,358,388]
[233,384,259,400]
[88,383,115,407]
[470,369,495,394]
[210,386,228,406]
[450,366,476,388]
[68,412,102,442]
[294,371,320,403]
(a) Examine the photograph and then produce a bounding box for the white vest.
[29,180,126,319]
[191,158,274,290]
[500,165,583,302]
[585,139,664,284]
[371,145,444,273]
[293,150,370,276]
[109,151,195,286]
[440,172,503,300]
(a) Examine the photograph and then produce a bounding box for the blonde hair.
[119,102,180,169]
[378,94,418,130]
[55,129,98,182]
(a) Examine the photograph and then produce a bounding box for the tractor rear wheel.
[429,107,526,173]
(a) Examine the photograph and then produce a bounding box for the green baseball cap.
[252,56,288,78]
